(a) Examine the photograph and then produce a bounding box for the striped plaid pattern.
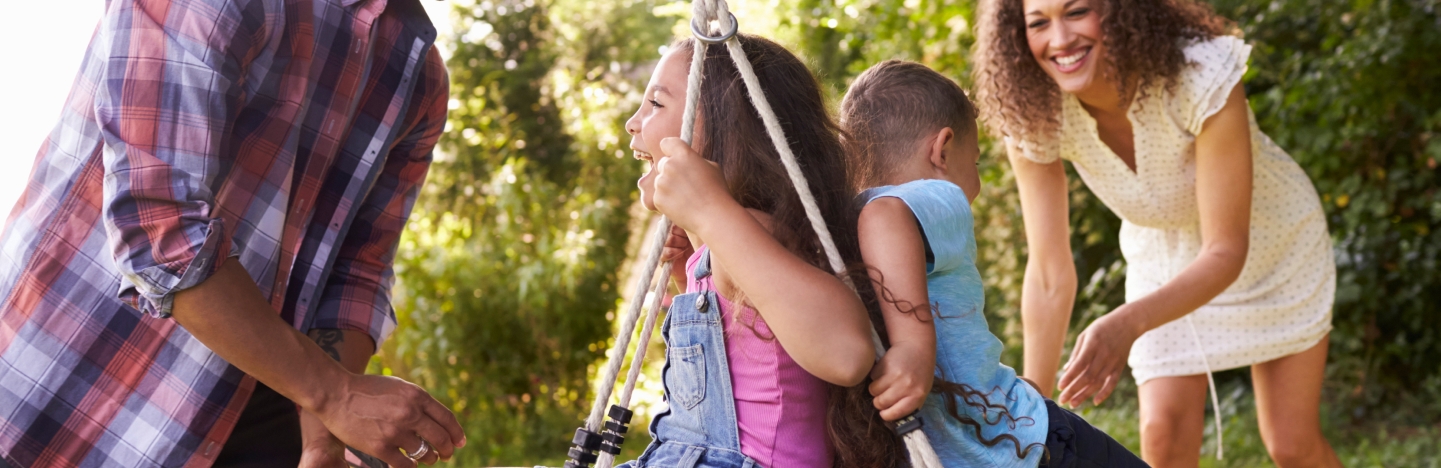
[0,0,447,465]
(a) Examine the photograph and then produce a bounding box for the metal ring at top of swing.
[690,12,739,44]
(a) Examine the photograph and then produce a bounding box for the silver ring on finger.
[406,438,431,462]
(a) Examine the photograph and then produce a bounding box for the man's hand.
[302,329,463,466]
[170,262,465,467]
[868,342,936,421]
[300,410,348,468]
[309,374,463,467]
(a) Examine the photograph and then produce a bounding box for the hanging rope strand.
[567,215,672,467]
[582,220,670,433]
[579,20,712,468]
[720,39,849,285]
[1185,315,1225,460]
[701,2,943,466]
[579,1,943,465]
[594,260,674,468]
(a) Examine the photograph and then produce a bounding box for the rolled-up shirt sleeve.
[97,0,275,317]
[311,48,447,347]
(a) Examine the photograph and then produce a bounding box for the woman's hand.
[1056,83,1256,409]
[868,342,936,421]
[653,137,738,236]
[1056,306,1144,408]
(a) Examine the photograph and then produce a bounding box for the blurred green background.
[369,0,1441,465]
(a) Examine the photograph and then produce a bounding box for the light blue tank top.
[861,179,1048,467]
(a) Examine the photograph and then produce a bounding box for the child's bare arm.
[858,198,937,421]
[653,137,876,386]
[703,208,877,387]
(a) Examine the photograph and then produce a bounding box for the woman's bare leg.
[1253,335,1342,468]
[1138,374,1208,468]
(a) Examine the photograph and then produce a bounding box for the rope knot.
[691,0,734,36]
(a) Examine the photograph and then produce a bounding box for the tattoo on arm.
[314,329,344,362]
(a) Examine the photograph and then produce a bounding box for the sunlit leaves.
[380,1,1440,465]
[1218,0,1441,422]
[377,0,671,465]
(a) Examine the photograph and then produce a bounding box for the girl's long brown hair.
[972,0,1232,145]
[673,35,909,466]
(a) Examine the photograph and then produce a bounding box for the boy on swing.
[841,60,1147,467]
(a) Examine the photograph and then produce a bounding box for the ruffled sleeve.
[1179,35,1252,135]
[1005,134,1061,164]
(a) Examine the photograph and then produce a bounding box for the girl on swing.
[619,34,883,467]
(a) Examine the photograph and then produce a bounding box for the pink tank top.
[687,247,834,468]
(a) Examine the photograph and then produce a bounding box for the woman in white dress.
[972,0,1341,466]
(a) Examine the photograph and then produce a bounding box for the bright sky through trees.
[0,1,451,221]
[0,2,102,221]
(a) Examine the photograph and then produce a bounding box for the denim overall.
[619,253,761,468]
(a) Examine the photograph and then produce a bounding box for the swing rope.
[566,17,708,468]
[565,213,672,467]
[570,1,943,466]
[589,18,712,468]
[690,1,942,466]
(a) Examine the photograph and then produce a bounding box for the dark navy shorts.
[1038,399,1150,468]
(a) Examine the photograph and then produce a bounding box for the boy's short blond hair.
[840,60,978,189]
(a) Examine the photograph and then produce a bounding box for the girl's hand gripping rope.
[654,137,738,236]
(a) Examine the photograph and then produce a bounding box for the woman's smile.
[1052,46,1091,73]
[1024,0,1106,95]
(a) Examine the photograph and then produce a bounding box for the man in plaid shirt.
[0,0,466,466]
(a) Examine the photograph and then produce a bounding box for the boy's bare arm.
[858,198,937,421]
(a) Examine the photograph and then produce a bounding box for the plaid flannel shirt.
[0,0,447,465]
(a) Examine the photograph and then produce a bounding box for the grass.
[516,374,1439,468]
[1069,372,1441,468]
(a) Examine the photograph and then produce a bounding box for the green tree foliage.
[776,0,1441,425]
[382,0,1439,464]
[376,0,671,464]
[1208,0,1441,421]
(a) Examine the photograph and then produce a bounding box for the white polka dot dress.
[1018,36,1335,385]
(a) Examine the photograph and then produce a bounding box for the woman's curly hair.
[972,0,1234,144]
